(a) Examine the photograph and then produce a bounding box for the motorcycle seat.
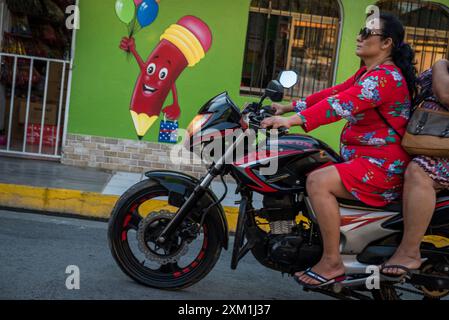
[338,198,402,212]
[437,189,449,198]
[338,189,449,213]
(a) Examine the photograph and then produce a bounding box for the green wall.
[68,0,449,150]
[68,0,252,141]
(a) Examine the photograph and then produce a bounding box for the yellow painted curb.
[0,183,118,219]
[0,183,241,232]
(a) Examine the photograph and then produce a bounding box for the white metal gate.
[0,0,75,160]
[0,53,72,159]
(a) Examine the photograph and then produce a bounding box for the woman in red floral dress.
[382,61,449,277]
[262,13,417,287]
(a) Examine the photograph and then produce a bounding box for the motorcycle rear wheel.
[372,229,449,300]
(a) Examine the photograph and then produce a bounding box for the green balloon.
[115,0,135,24]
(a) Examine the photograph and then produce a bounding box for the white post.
[54,62,66,155]
[22,58,34,152]
[38,60,50,154]
[61,0,79,155]
[6,56,17,151]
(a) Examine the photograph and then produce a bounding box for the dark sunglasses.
[359,27,384,40]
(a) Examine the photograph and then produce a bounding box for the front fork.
[156,167,220,244]
[156,131,249,244]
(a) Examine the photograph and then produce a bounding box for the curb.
[0,183,240,232]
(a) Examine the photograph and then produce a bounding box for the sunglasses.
[359,27,384,40]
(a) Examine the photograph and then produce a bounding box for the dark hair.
[380,13,418,102]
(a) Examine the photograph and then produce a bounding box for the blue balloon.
[137,0,159,28]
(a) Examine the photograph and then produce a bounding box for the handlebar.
[260,105,276,115]
[242,103,289,134]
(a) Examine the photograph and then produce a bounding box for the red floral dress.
[294,64,411,207]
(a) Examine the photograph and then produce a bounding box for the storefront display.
[0,0,75,157]
[2,0,72,59]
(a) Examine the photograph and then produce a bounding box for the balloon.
[115,0,135,25]
[134,0,143,6]
[137,0,159,28]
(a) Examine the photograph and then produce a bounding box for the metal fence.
[0,0,76,159]
[0,52,71,159]
[240,0,342,99]
[377,0,449,73]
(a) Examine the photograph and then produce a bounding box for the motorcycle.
[108,71,449,300]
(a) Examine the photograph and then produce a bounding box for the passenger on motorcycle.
[262,13,417,287]
[382,60,449,277]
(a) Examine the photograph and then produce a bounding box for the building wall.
[63,0,449,175]
[67,0,252,141]
[63,133,206,177]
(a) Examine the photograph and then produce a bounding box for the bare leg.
[296,166,356,285]
[383,162,436,275]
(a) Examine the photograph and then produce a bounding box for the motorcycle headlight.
[187,113,212,137]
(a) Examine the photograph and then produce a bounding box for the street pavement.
[0,209,328,300]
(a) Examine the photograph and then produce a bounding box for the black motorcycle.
[108,71,449,300]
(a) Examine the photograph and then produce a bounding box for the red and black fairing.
[186,92,345,195]
[187,92,242,151]
[231,134,342,194]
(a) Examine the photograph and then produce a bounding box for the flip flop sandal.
[294,267,347,289]
[380,264,419,282]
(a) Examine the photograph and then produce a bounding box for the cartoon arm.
[162,83,181,120]
[119,37,145,69]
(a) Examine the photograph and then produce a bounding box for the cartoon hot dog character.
[120,15,213,139]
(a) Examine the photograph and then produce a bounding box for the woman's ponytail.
[380,13,418,103]
[392,42,418,103]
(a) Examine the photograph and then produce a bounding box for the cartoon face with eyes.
[119,15,213,139]
[142,60,169,96]
[123,38,189,137]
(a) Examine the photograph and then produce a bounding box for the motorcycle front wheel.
[108,179,222,290]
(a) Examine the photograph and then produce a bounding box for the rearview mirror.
[279,70,298,89]
[265,80,284,102]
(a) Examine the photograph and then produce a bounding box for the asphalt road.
[0,209,329,300]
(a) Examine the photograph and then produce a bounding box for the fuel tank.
[231,133,342,194]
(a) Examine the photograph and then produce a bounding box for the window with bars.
[240,0,341,100]
[377,0,449,73]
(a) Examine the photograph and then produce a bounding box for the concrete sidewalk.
[0,156,261,231]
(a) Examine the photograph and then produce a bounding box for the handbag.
[375,93,449,157]
[401,101,449,157]
[356,66,449,157]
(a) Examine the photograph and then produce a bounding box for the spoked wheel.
[108,180,222,290]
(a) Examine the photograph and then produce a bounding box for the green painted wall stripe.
[68,0,449,151]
